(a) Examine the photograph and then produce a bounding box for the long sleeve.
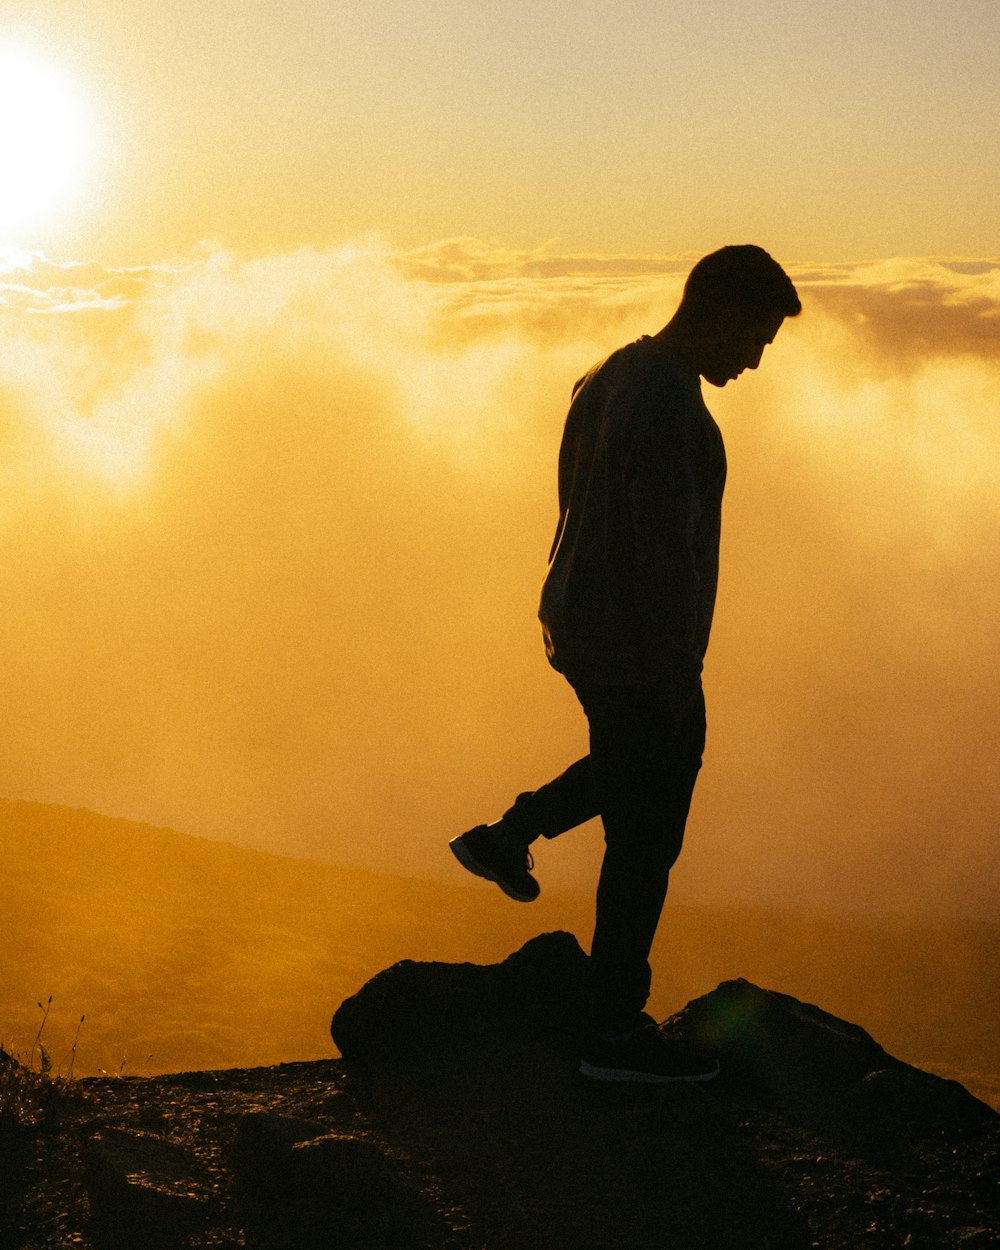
[619,384,725,681]
[539,336,726,688]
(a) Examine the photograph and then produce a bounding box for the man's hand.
[664,675,703,732]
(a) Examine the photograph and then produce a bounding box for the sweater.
[538,335,727,688]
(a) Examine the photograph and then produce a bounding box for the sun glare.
[0,44,91,236]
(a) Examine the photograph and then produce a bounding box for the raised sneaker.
[580,1018,720,1084]
[449,824,540,902]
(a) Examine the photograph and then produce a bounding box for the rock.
[861,1066,997,1129]
[664,977,1000,1126]
[330,936,998,1144]
[956,1229,999,1247]
[330,929,588,1069]
[661,977,904,1087]
[232,1110,330,1156]
[81,1128,213,1249]
[232,1111,443,1249]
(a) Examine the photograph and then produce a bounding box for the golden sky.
[0,4,998,921]
[2,0,999,262]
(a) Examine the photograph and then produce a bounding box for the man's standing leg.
[574,681,717,1081]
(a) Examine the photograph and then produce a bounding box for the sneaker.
[580,1019,719,1084]
[449,824,540,902]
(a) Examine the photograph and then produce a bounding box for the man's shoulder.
[574,336,678,399]
[575,337,703,430]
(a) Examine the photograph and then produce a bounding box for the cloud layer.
[1,241,997,919]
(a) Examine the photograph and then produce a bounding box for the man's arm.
[621,404,709,692]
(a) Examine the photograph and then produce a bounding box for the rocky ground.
[2,933,997,1250]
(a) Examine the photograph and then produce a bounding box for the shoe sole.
[579,1059,720,1084]
[449,836,538,903]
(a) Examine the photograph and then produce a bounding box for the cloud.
[0,249,173,313]
[797,257,1000,370]
[400,236,699,282]
[0,240,997,919]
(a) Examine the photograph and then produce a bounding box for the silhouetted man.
[451,245,801,1082]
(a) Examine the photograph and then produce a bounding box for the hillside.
[1,799,997,1108]
[2,935,997,1250]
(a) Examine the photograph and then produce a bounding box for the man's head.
[665,245,801,387]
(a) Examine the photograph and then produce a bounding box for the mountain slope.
[1,798,997,1109]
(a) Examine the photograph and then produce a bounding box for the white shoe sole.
[579,1058,720,1083]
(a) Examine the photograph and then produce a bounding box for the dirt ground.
[3,1042,997,1250]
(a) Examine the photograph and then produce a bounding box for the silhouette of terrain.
[1,798,998,1109]
[2,934,996,1249]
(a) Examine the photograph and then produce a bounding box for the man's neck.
[650,319,702,376]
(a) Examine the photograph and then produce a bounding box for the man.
[450,245,801,1083]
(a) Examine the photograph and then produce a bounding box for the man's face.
[701,308,785,388]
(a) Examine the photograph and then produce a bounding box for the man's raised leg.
[450,756,598,900]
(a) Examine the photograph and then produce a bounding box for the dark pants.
[501,680,706,1029]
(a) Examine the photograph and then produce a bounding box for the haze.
[3,802,997,1102]
[1,243,997,921]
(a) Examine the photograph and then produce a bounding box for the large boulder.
[330,930,588,1069]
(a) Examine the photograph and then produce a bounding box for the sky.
[0,3,998,921]
[1,0,999,262]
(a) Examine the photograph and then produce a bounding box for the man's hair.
[680,245,801,323]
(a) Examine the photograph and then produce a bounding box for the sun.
[0,44,92,237]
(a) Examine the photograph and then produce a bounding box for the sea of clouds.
[1,239,997,918]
